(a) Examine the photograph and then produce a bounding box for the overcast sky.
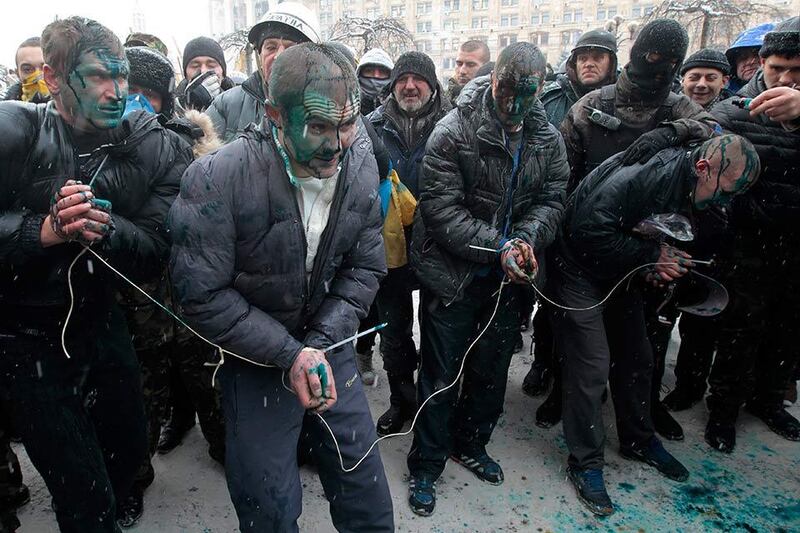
[1,0,211,69]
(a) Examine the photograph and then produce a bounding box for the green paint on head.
[65,48,129,131]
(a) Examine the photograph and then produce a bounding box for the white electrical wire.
[63,241,703,472]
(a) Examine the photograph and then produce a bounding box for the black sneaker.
[535,390,561,428]
[408,476,436,516]
[566,466,614,516]
[451,447,504,485]
[116,487,144,529]
[662,387,704,412]
[621,437,689,482]
[652,403,684,441]
[746,404,800,441]
[522,364,551,397]
[705,417,736,453]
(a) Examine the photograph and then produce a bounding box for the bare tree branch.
[329,17,414,57]
[644,0,787,48]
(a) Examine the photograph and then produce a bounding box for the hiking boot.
[157,416,195,455]
[621,437,689,482]
[522,363,551,397]
[116,486,144,529]
[408,476,436,516]
[451,446,504,485]
[652,403,684,441]
[376,373,416,436]
[662,386,704,412]
[705,416,736,453]
[566,467,614,516]
[355,350,377,387]
[536,388,562,428]
[745,404,800,441]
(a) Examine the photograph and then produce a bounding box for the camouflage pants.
[135,336,225,486]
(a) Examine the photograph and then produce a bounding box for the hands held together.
[500,238,538,284]
[648,244,694,287]
[41,179,114,247]
[289,347,337,413]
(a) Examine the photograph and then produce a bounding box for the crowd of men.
[0,3,798,531]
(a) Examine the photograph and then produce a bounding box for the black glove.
[620,126,681,166]
[183,71,222,111]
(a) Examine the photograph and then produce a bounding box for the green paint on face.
[279,86,360,179]
[693,136,760,210]
[65,49,129,131]
[495,74,542,125]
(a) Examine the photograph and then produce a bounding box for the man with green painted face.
[406,42,569,516]
[551,134,760,516]
[0,16,191,533]
[169,43,393,532]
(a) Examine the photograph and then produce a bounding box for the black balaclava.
[627,19,689,97]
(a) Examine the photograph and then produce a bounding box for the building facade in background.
[208,0,800,82]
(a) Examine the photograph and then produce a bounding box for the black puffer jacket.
[168,122,386,370]
[560,148,695,283]
[205,71,266,143]
[410,77,569,305]
[711,72,800,230]
[0,101,191,331]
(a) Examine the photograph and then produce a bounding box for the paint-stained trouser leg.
[220,353,393,533]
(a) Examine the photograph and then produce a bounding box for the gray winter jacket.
[168,122,386,370]
[205,71,266,143]
[410,76,569,305]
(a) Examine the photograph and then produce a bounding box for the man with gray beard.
[368,52,451,437]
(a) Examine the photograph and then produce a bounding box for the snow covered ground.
[14,329,800,532]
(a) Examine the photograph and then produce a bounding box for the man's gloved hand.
[500,238,538,284]
[184,71,222,110]
[289,347,337,414]
[620,126,681,166]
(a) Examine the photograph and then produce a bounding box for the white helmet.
[248,2,322,50]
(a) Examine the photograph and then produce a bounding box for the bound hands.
[748,86,800,125]
[289,347,337,413]
[41,179,114,247]
[500,238,538,284]
[620,126,680,166]
[648,244,694,287]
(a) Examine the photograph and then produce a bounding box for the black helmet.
[569,29,618,61]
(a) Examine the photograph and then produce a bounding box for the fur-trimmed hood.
[164,109,223,159]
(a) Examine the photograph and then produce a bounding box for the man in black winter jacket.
[705,16,800,453]
[0,17,191,532]
[539,19,719,437]
[367,51,452,437]
[553,134,760,516]
[169,43,393,532]
[406,42,569,517]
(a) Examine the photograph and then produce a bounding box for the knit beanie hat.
[358,48,394,76]
[126,46,176,117]
[182,37,227,77]
[631,19,689,65]
[390,51,437,91]
[680,49,731,75]
[760,16,800,59]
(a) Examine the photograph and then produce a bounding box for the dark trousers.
[673,313,718,396]
[135,336,225,487]
[0,403,21,533]
[375,266,419,376]
[0,307,147,533]
[407,277,522,479]
[355,304,380,355]
[708,233,800,418]
[219,352,393,533]
[549,260,654,470]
